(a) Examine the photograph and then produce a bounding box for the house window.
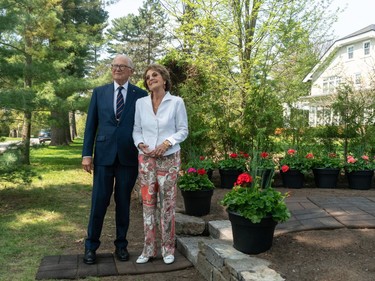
[329,77,335,91]
[364,41,370,55]
[322,76,341,94]
[323,78,328,94]
[347,46,354,59]
[355,73,361,84]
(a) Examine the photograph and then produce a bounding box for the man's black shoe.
[115,247,129,261]
[83,249,96,264]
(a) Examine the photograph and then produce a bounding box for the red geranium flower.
[306,153,314,159]
[199,156,205,161]
[260,152,269,158]
[281,165,290,173]
[197,168,206,175]
[287,149,296,155]
[230,153,238,158]
[235,172,253,186]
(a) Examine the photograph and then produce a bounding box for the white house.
[301,24,375,126]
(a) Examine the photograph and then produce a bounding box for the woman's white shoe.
[136,255,150,264]
[163,255,175,264]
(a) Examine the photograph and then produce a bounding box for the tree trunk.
[49,110,71,146]
[20,110,31,165]
[69,111,77,140]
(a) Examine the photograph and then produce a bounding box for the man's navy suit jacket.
[82,82,148,166]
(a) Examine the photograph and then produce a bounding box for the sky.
[105,0,375,39]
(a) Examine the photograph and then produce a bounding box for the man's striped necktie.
[116,86,124,120]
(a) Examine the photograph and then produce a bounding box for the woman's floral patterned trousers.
[138,151,180,258]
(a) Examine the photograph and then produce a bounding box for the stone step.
[175,214,285,281]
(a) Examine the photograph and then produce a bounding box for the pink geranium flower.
[347,156,357,164]
[361,155,369,161]
[187,167,197,173]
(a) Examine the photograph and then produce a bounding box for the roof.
[339,24,375,41]
[303,24,375,82]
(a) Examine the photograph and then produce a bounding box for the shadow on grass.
[0,183,93,279]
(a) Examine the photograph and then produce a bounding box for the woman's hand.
[138,143,152,155]
[150,143,169,158]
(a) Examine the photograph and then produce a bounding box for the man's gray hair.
[113,54,134,69]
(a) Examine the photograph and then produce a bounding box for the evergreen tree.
[0,0,107,163]
[106,0,170,80]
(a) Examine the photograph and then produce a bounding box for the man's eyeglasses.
[111,64,132,71]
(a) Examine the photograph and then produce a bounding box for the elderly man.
[81,54,147,264]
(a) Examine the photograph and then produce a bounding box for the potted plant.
[312,152,343,188]
[217,152,249,189]
[221,172,290,254]
[177,167,215,216]
[279,149,314,188]
[344,154,374,190]
[191,156,216,180]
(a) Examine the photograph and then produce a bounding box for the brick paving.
[276,196,375,235]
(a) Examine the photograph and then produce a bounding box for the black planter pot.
[280,169,305,189]
[207,169,213,181]
[228,210,277,254]
[181,189,214,216]
[219,169,242,189]
[346,170,374,190]
[313,168,340,188]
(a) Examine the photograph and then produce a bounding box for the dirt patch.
[261,228,375,281]
[80,171,375,281]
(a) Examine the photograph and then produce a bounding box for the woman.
[133,64,188,264]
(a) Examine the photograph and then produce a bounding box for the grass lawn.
[0,139,98,281]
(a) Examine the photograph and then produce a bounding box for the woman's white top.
[133,91,188,156]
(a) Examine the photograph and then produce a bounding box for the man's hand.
[82,157,93,174]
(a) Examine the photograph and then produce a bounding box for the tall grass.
[0,139,97,281]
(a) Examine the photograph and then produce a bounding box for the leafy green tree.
[332,84,375,159]
[160,50,217,161]
[161,0,339,155]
